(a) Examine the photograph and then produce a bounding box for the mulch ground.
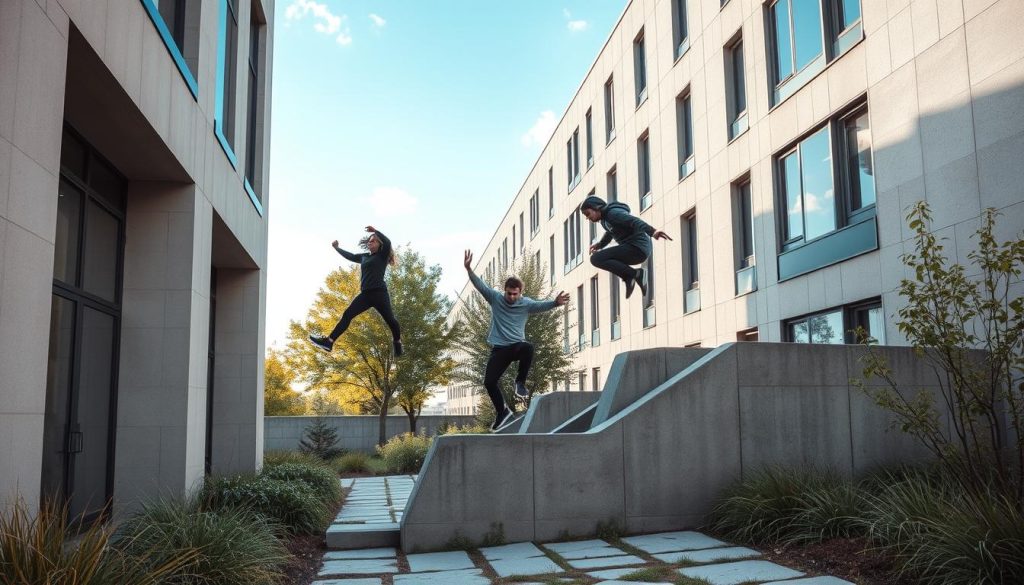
[760,537,906,584]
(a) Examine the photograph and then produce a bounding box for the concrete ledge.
[401,343,945,552]
[519,391,602,433]
[327,523,401,549]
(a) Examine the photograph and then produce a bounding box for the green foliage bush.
[332,451,370,473]
[117,498,288,585]
[263,450,326,468]
[437,421,490,435]
[260,461,341,504]
[709,466,1024,585]
[377,432,432,473]
[0,498,189,585]
[200,474,330,535]
[708,467,866,546]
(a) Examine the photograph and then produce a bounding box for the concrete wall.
[519,391,602,434]
[401,343,943,551]
[264,415,478,454]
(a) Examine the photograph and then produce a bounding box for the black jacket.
[335,231,393,291]
[593,201,655,254]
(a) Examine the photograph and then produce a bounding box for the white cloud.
[285,0,352,45]
[369,13,386,28]
[367,187,418,217]
[563,8,588,32]
[521,110,557,148]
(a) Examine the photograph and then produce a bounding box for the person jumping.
[464,249,569,430]
[309,226,403,357]
[581,195,672,299]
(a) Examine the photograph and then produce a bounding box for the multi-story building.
[0,0,274,519]
[447,0,1024,414]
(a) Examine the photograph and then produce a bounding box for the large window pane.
[54,180,82,286]
[811,310,843,343]
[42,296,76,500]
[792,0,824,71]
[838,0,861,30]
[846,111,875,209]
[82,201,120,303]
[732,42,746,114]
[773,0,793,80]
[71,307,115,519]
[782,152,803,240]
[800,128,836,240]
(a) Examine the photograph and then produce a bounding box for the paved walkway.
[315,477,854,585]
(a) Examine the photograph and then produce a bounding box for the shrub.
[332,451,370,474]
[377,432,432,473]
[263,450,326,468]
[200,474,330,535]
[298,417,344,460]
[260,461,341,504]
[864,469,1024,585]
[437,422,490,435]
[0,498,187,585]
[707,467,866,546]
[117,498,288,585]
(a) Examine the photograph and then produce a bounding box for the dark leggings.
[329,287,401,343]
[483,342,534,413]
[590,244,648,282]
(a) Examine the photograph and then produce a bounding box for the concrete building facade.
[0,0,274,519]
[447,0,1024,414]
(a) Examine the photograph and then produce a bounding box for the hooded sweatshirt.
[582,195,655,254]
[335,230,393,291]
[468,270,559,347]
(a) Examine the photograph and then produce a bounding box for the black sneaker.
[393,340,404,357]
[309,335,333,353]
[514,381,529,398]
[497,407,516,429]
[635,268,648,297]
[624,276,637,299]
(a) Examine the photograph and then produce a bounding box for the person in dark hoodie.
[464,249,570,430]
[581,195,672,298]
[309,226,403,357]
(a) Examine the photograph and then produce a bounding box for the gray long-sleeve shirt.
[469,271,559,347]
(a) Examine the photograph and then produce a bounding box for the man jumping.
[464,250,569,430]
[581,195,672,299]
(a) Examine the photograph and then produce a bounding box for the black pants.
[483,342,534,414]
[329,287,401,343]
[590,244,648,282]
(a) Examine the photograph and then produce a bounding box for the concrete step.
[326,521,401,549]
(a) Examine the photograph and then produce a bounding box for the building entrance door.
[41,128,126,521]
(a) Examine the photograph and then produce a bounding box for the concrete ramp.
[400,343,941,552]
[518,390,602,433]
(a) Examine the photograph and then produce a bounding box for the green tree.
[298,417,342,460]
[855,202,1024,506]
[452,250,575,426]
[286,247,457,446]
[263,349,306,415]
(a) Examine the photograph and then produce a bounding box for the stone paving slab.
[678,560,804,585]
[587,567,643,580]
[318,559,399,576]
[597,581,673,585]
[323,548,397,560]
[763,578,855,585]
[312,579,381,585]
[405,550,475,572]
[480,541,547,561]
[653,546,761,564]
[544,539,609,553]
[393,569,490,584]
[488,555,565,577]
[545,539,623,560]
[567,554,646,569]
[622,531,729,554]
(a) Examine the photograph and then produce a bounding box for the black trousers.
[483,342,534,413]
[590,244,648,282]
[329,287,401,342]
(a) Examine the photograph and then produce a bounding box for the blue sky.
[267,0,626,348]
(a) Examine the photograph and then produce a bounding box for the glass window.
[577,285,585,347]
[728,39,748,138]
[245,10,263,197]
[638,133,652,210]
[773,0,793,81]
[217,0,240,153]
[585,109,594,167]
[549,235,555,285]
[590,276,600,334]
[736,181,754,267]
[634,31,647,105]
[604,76,616,142]
[836,0,861,32]
[157,0,187,52]
[845,109,875,210]
[548,167,554,217]
[672,0,688,58]
[677,93,694,178]
[781,126,835,243]
[789,309,843,344]
[82,201,120,303]
[642,252,656,327]
[54,180,82,286]
[607,166,618,202]
[609,273,621,335]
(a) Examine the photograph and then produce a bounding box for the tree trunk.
[377,393,391,448]
[406,409,417,434]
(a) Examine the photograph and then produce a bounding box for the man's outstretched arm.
[464,250,499,305]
